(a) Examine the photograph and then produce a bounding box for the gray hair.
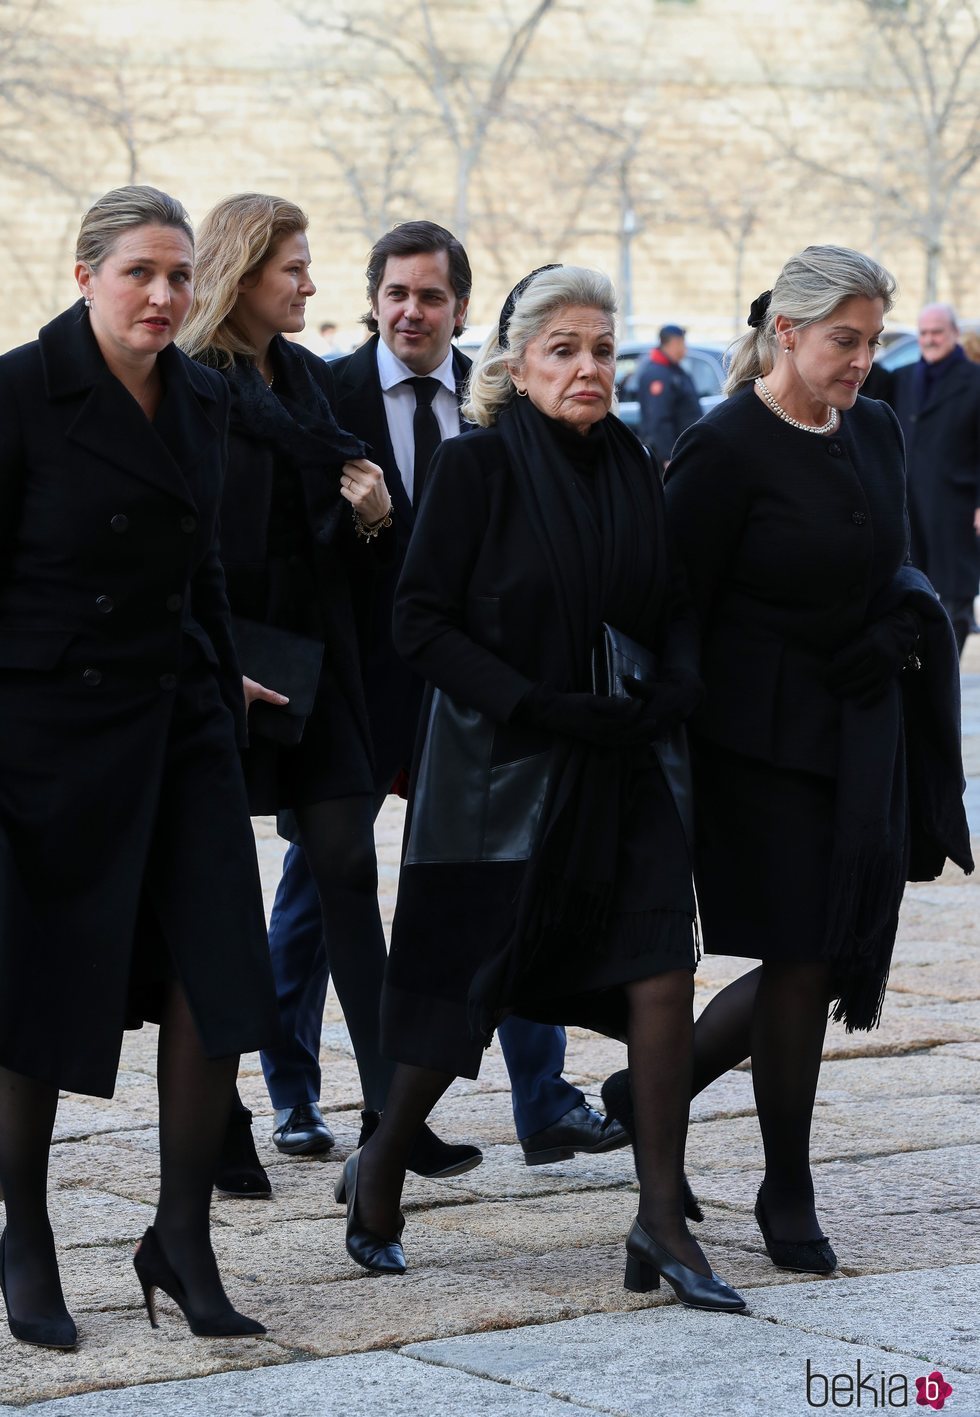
[463,265,617,426]
[726,245,896,396]
[75,185,194,271]
[919,301,958,328]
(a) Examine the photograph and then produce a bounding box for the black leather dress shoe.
[214,1104,272,1197]
[520,1101,630,1166]
[272,1103,336,1156]
[358,1110,483,1178]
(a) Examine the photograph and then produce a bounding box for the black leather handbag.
[231,616,324,746]
[592,622,695,845]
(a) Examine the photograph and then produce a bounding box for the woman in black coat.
[658,246,972,1274]
[337,265,746,1313]
[180,194,399,1186]
[0,186,277,1349]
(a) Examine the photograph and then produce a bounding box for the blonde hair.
[76,185,193,270]
[179,193,308,365]
[463,265,617,426]
[726,245,896,396]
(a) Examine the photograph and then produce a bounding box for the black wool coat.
[0,302,277,1097]
[891,357,980,600]
[321,335,471,786]
[665,387,910,776]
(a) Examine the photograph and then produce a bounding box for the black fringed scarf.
[214,337,366,545]
[468,396,668,1034]
[826,566,973,1030]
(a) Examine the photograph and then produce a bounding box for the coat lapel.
[39,302,216,511]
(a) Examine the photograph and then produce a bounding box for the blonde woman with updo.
[655,245,971,1275]
[0,186,277,1349]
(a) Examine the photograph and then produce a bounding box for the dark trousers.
[260,839,580,1137]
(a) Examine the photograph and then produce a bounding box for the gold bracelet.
[353,504,393,541]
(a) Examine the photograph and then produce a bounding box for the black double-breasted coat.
[891,356,980,600]
[321,335,471,786]
[0,302,277,1097]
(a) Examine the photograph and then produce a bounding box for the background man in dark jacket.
[637,324,702,470]
[263,222,625,1168]
[891,303,980,655]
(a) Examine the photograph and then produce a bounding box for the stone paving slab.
[1,1352,597,1417]
[403,1290,980,1417]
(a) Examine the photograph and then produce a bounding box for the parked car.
[616,340,728,431]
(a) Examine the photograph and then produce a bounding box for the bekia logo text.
[806,1359,953,1409]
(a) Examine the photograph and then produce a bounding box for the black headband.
[747,289,772,329]
[498,264,562,349]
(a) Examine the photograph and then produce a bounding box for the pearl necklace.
[755,376,839,434]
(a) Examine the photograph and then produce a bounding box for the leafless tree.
[288,0,556,245]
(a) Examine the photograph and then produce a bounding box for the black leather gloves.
[827,609,921,706]
[622,666,704,735]
[515,668,703,749]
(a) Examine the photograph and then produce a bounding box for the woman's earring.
[516,386,528,397]
[84,297,92,308]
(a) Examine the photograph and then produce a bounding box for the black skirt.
[691,736,835,961]
[382,757,697,1078]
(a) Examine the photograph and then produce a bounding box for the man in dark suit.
[891,303,980,655]
[264,222,625,1168]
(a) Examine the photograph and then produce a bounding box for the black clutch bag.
[591,622,694,845]
[231,616,324,747]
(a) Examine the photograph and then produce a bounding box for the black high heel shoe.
[133,1226,265,1336]
[754,1193,837,1274]
[624,1220,746,1312]
[334,1149,406,1275]
[601,1069,704,1223]
[0,1228,77,1350]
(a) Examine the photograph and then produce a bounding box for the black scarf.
[826,566,973,1030]
[469,397,668,1030]
[216,337,366,545]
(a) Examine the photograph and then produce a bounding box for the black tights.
[0,983,242,1325]
[294,796,392,1111]
[354,969,707,1273]
[691,960,834,1239]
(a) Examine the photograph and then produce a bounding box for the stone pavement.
[3,664,980,1416]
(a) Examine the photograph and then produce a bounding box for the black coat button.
[159,673,178,691]
[166,594,183,612]
[827,441,843,457]
[852,511,867,526]
[95,595,114,614]
[180,515,197,534]
[82,667,102,686]
[110,515,129,533]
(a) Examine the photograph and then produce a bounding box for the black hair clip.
[498,264,562,349]
[747,290,772,329]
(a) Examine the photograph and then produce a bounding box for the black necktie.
[406,376,442,506]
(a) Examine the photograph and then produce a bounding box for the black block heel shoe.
[0,1229,77,1350]
[754,1193,837,1274]
[133,1226,265,1336]
[624,1220,746,1312]
[601,1069,704,1223]
[334,1149,406,1275]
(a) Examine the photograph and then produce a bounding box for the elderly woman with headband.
[634,244,971,1275]
[333,263,747,1313]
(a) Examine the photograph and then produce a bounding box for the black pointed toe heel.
[0,1229,77,1350]
[624,1221,746,1312]
[754,1194,837,1274]
[335,1149,406,1275]
[133,1226,265,1336]
[600,1070,704,1222]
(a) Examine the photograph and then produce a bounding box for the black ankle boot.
[214,1103,271,1197]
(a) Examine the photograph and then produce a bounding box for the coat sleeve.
[637,364,675,464]
[393,439,535,724]
[663,417,750,627]
[189,381,248,745]
[0,361,28,565]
